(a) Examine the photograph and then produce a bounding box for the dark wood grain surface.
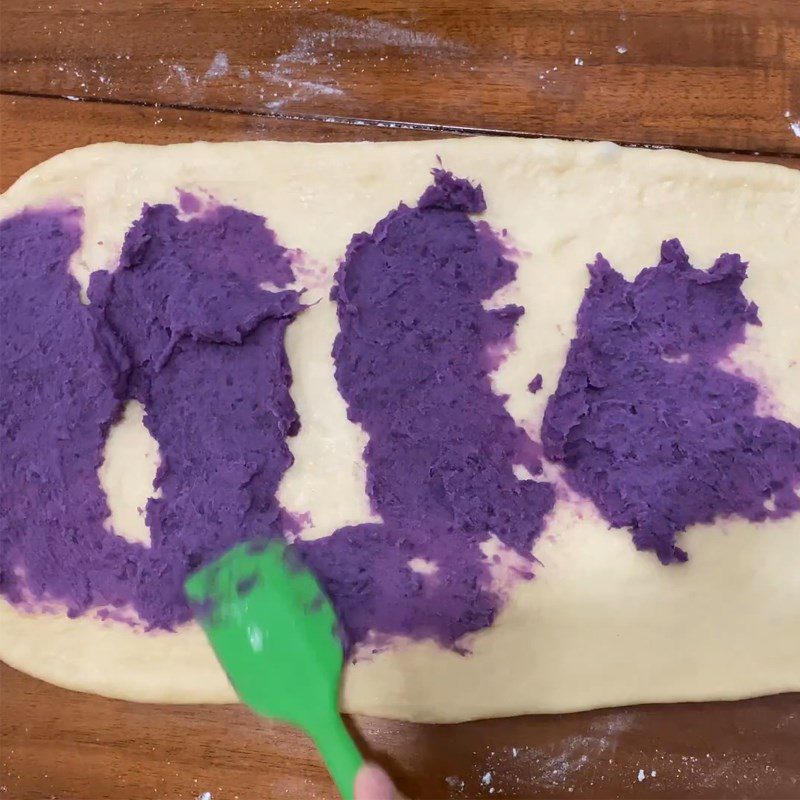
[2,0,800,153]
[1,2,800,798]
[3,663,800,800]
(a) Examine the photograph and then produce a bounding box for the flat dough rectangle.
[0,137,798,722]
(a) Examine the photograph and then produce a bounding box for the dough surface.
[0,137,798,722]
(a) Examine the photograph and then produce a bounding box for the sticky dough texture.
[0,138,798,722]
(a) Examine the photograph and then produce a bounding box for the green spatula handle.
[312,712,364,800]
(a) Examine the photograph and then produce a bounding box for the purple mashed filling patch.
[1,202,301,628]
[542,239,800,563]
[298,170,555,649]
[1,209,130,611]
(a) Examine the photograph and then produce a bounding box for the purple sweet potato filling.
[1,203,301,628]
[1,209,131,613]
[298,171,555,648]
[542,239,800,563]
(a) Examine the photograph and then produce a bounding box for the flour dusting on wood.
[204,51,229,79]
[259,15,467,111]
[443,706,799,797]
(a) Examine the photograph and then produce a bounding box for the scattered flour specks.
[446,705,799,798]
[574,57,584,66]
[537,65,563,89]
[616,44,628,54]
[470,734,610,794]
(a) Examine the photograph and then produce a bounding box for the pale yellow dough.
[0,138,798,722]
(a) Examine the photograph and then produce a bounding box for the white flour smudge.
[259,28,344,110]
[260,15,467,111]
[328,15,465,54]
[790,120,800,138]
[591,708,637,735]
[616,44,628,54]
[169,64,192,88]
[160,52,231,95]
[259,69,344,111]
[204,51,230,79]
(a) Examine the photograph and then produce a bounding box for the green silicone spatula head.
[184,540,363,799]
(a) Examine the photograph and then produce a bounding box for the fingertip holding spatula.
[184,539,366,799]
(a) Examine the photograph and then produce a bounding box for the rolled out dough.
[0,137,798,722]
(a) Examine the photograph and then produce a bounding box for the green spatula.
[184,540,364,799]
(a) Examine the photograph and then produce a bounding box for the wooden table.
[1,2,799,798]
